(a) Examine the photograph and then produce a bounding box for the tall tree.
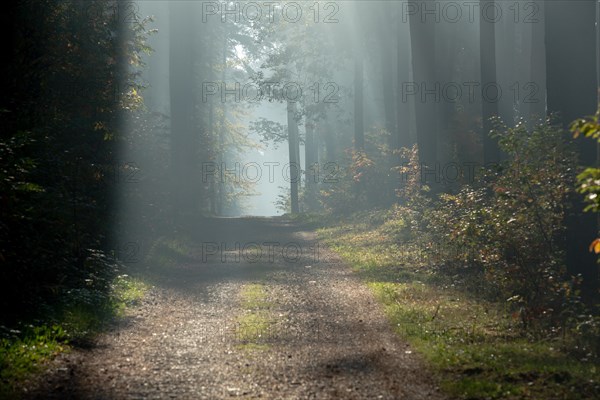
[249,2,340,213]
[304,117,319,211]
[496,2,517,126]
[409,1,438,187]
[354,55,365,151]
[169,1,198,221]
[379,4,397,151]
[526,0,546,121]
[323,111,337,164]
[545,0,599,298]
[287,100,300,214]
[396,12,412,149]
[480,0,500,164]
[0,0,150,318]
[353,2,365,152]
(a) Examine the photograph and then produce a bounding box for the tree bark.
[527,0,546,122]
[409,2,438,188]
[545,0,598,299]
[397,14,412,149]
[480,0,500,164]
[287,101,300,214]
[304,118,318,211]
[354,56,365,151]
[169,1,197,221]
[379,4,396,151]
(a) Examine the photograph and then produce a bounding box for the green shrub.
[320,129,397,214]
[398,119,579,331]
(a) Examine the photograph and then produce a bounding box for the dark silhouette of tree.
[480,0,500,164]
[409,1,438,188]
[545,0,599,299]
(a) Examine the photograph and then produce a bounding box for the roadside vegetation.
[320,216,599,399]
[0,274,148,399]
[310,116,600,399]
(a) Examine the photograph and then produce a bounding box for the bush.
[398,119,579,331]
[320,129,397,214]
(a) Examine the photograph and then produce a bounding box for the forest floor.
[20,217,444,399]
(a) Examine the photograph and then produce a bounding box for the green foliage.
[250,118,287,147]
[274,185,293,214]
[423,119,577,328]
[320,129,397,214]
[319,213,600,400]
[576,168,600,213]
[571,108,600,141]
[110,275,148,316]
[0,2,154,393]
[0,131,40,194]
[0,325,66,395]
[390,144,433,242]
[60,273,148,342]
[567,106,600,353]
[0,0,155,321]
[145,234,200,273]
[0,274,147,396]
[570,106,600,213]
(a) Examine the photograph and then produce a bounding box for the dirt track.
[24,217,444,399]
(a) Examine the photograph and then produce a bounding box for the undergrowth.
[319,213,600,399]
[0,274,148,398]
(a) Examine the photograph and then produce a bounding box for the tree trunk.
[497,5,516,126]
[217,26,228,215]
[527,0,546,122]
[304,118,318,211]
[545,0,598,299]
[354,56,365,151]
[480,0,500,164]
[287,101,300,214]
[169,1,197,221]
[409,2,437,187]
[379,5,396,151]
[324,112,336,164]
[397,15,412,149]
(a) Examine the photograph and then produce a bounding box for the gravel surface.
[23,217,445,399]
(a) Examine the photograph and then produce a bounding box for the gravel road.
[23,217,445,399]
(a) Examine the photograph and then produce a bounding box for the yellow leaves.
[121,86,144,111]
[588,238,600,254]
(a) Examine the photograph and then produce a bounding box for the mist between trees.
[2,1,600,397]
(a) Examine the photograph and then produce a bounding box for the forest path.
[25,217,444,399]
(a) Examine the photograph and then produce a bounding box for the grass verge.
[0,274,149,399]
[145,233,199,272]
[318,213,600,400]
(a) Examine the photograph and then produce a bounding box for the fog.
[125,1,563,220]
[113,1,599,279]
[2,1,600,397]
